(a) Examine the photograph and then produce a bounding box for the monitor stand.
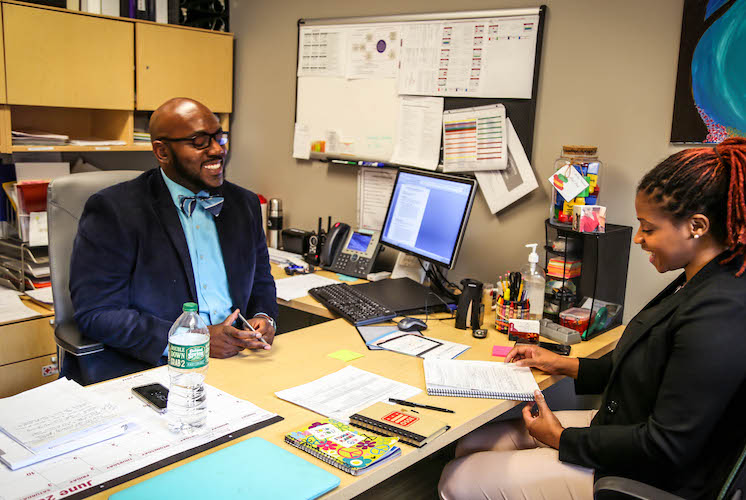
[352,278,454,316]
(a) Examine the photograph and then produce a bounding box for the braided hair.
[637,137,746,276]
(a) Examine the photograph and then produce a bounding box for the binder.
[110,437,340,500]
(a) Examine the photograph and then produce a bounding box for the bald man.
[67,98,277,384]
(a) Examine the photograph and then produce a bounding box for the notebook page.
[423,359,539,395]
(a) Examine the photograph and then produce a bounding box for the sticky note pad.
[336,274,357,282]
[328,350,363,362]
[492,345,513,357]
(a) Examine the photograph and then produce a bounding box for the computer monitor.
[380,168,478,270]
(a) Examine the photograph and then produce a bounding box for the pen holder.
[495,299,530,334]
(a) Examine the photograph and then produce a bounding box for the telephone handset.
[321,222,350,267]
[322,223,382,279]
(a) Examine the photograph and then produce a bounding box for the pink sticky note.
[492,345,513,357]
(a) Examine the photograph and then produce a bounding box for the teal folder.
[110,437,340,500]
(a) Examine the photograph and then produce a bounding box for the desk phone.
[322,223,381,279]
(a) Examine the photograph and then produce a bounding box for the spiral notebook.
[423,358,540,401]
[285,419,401,475]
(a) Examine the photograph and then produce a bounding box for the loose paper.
[292,123,311,160]
[442,104,507,172]
[275,274,338,301]
[390,96,444,171]
[356,167,397,230]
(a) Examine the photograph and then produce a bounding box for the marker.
[237,312,270,347]
[330,159,357,165]
[360,161,385,167]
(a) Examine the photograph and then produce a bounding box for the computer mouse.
[398,317,427,332]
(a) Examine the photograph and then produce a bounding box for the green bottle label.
[169,341,209,369]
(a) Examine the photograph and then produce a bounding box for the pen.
[237,311,270,346]
[360,161,385,167]
[389,398,454,413]
[330,159,357,165]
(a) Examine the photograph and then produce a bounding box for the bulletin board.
[294,7,546,166]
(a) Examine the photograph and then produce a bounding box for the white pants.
[438,410,597,500]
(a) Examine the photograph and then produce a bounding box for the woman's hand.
[504,344,579,378]
[522,390,564,449]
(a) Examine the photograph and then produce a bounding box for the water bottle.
[167,302,209,433]
[520,244,546,321]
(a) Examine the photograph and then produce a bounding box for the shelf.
[11,144,152,153]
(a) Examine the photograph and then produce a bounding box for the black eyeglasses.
[157,130,228,150]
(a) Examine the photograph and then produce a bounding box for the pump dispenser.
[520,243,546,320]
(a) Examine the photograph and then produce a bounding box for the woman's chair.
[47,170,141,379]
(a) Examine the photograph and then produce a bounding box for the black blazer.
[66,169,278,385]
[559,253,746,499]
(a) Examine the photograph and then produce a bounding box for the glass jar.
[550,145,602,226]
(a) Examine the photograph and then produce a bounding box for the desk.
[95,293,622,499]
[0,298,55,397]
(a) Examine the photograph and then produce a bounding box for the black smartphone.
[132,383,169,413]
[515,339,571,356]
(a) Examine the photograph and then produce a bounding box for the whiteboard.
[294,8,545,164]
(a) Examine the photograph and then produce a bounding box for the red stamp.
[383,411,419,427]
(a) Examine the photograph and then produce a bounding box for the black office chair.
[47,170,141,377]
[594,440,746,500]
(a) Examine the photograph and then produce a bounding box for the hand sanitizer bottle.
[520,244,546,320]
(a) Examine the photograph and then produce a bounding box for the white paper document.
[275,274,338,301]
[356,167,397,230]
[275,366,421,422]
[347,25,400,79]
[390,96,444,171]
[475,118,538,214]
[369,331,470,360]
[424,358,539,401]
[298,27,347,77]
[292,123,312,160]
[28,212,48,247]
[442,104,507,172]
[24,287,53,306]
[0,288,42,323]
[0,368,279,500]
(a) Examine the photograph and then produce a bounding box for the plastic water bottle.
[167,302,209,433]
[520,243,546,321]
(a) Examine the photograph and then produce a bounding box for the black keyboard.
[308,283,397,326]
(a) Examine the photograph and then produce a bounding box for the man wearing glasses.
[67,98,277,384]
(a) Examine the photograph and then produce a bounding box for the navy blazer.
[559,253,746,499]
[67,169,278,385]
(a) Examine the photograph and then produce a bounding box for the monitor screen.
[380,169,477,269]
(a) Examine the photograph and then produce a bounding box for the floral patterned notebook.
[284,419,401,475]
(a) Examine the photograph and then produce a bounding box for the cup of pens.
[494,272,530,334]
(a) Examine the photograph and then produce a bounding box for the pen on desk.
[388,398,454,413]
[237,311,270,346]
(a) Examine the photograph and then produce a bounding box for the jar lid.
[562,145,598,156]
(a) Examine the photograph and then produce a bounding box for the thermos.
[268,198,283,249]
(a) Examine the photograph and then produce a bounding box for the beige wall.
[227,0,687,323]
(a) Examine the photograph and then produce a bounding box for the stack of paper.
[11,130,69,146]
[547,257,582,279]
[0,378,133,469]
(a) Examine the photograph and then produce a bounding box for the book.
[423,358,540,401]
[349,402,449,447]
[285,419,401,475]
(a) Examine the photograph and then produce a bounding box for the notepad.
[423,359,540,401]
[350,402,449,447]
[110,437,340,500]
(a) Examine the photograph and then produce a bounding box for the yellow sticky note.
[328,350,363,362]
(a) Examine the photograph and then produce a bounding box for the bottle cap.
[526,243,539,264]
[182,302,198,312]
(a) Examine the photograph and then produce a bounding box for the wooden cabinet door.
[0,6,6,104]
[136,24,233,112]
[3,4,134,110]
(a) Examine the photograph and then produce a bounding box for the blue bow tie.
[178,195,224,217]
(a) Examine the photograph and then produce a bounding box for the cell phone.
[131,383,169,413]
[515,339,571,356]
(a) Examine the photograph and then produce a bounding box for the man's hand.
[505,344,579,378]
[239,315,275,350]
[522,390,564,449]
[208,310,263,357]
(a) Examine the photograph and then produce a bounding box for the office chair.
[47,170,141,376]
[593,440,746,500]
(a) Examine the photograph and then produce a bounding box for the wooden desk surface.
[97,308,622,500]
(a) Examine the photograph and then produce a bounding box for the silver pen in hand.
[237,311,270,347]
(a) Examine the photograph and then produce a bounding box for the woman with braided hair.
[439,138,746,500]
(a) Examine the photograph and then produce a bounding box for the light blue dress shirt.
[160,169,233,327]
